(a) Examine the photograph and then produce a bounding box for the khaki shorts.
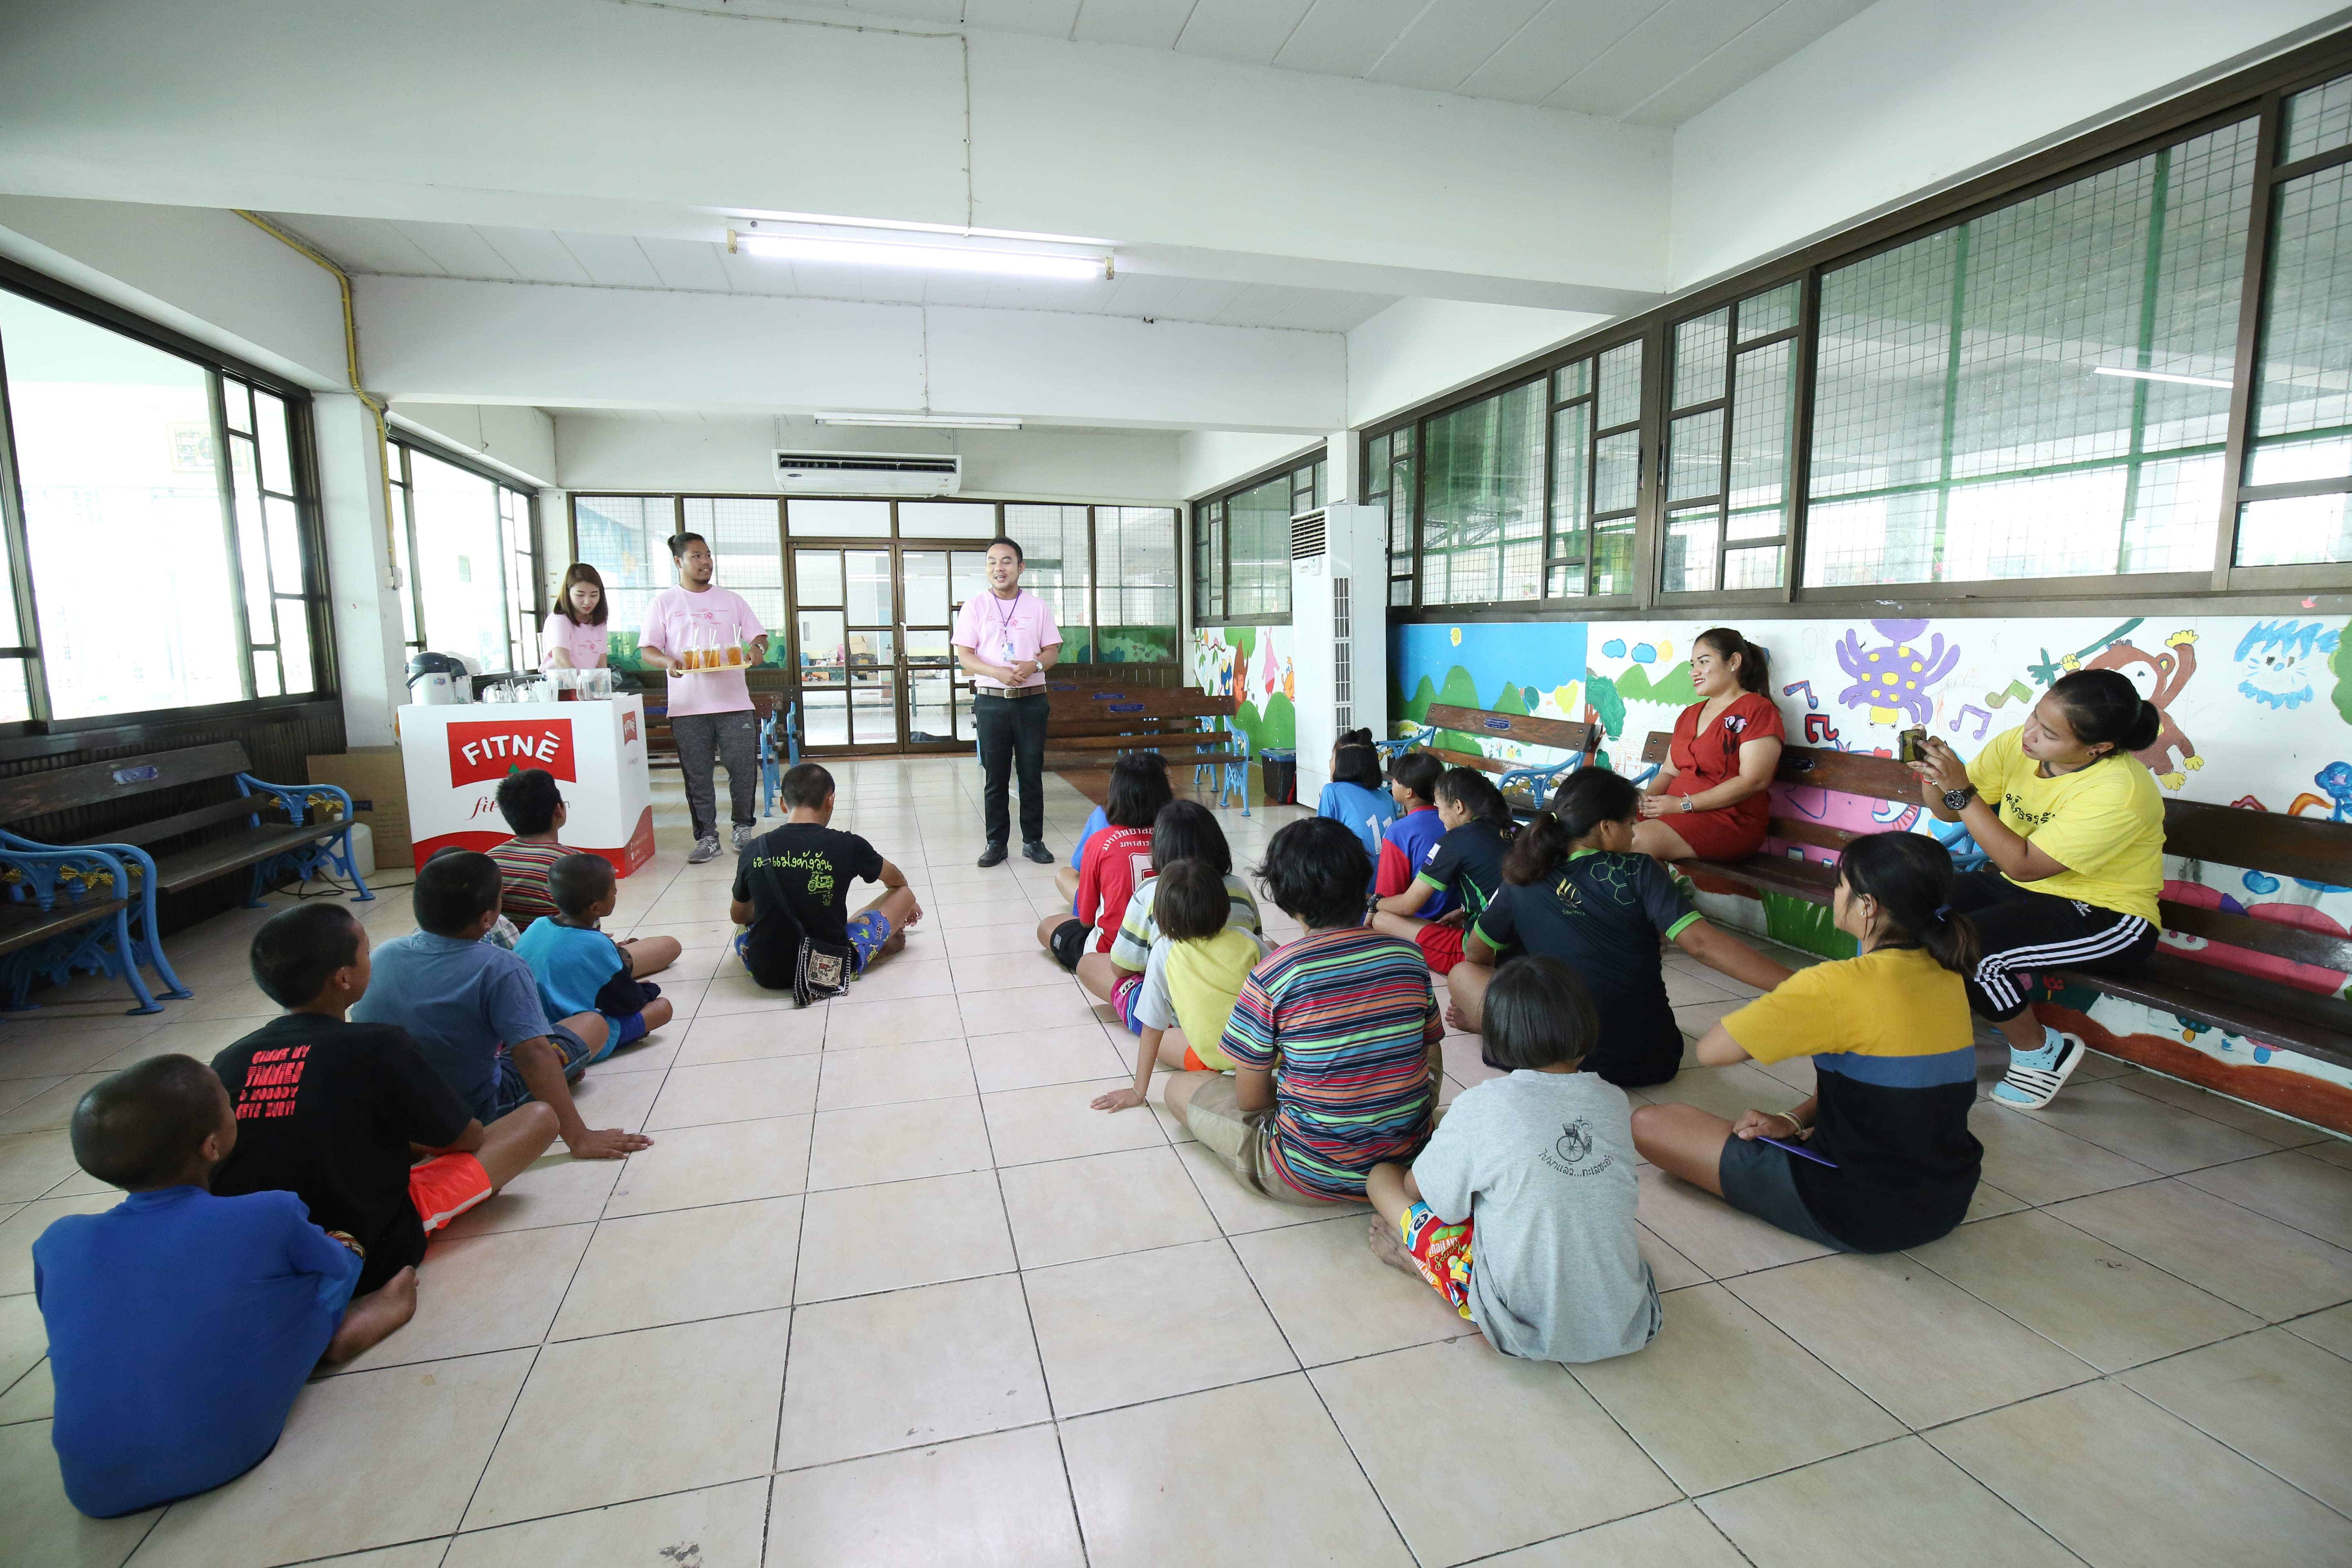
[1183,1077,1332,1207]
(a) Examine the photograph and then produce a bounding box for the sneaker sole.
[1992,1034,2086,1110]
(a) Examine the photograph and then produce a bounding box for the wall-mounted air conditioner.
[774,450,962,495]
[1289,503,1390,803]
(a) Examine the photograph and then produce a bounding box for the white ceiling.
[755,0,1877,124]
[261,212,1394,334]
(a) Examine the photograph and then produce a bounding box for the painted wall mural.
[1387,610,2352,1100]
[1192,624,1295,758]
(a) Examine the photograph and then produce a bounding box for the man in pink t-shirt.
[951,538,1062,867]
[637,532,769,864]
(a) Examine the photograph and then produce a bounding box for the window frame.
[1188,448,1326,627]
[388,434,543,678]
[0,257,334,737]
[1363,27,2352,623]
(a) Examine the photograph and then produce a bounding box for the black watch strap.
[1943,784,1978,812]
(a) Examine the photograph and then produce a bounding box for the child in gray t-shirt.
[1366,956,1660,1363]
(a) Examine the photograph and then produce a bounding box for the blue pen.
[1759,1134,1838,1168]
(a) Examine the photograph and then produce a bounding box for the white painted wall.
[1670,0,2350,289]
[312,394,406,745]
[554,415,1182,505]
[1345,298,1610,429]
[388,402,557,488]
[1177,431,1326,502]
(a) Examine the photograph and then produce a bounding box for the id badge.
[1000,636,1015,661]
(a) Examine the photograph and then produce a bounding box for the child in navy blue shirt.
[515,854,673,1060]
[32,1055,416,1517]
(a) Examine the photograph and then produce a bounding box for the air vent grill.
[1291,515,1327,559]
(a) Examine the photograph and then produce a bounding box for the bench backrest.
[0,741,254,826]
[1046,687,1235,722]
[1427,705,1597,757]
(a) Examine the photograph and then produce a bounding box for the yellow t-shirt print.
[1964,726,2164,924]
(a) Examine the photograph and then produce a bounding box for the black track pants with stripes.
[1942,869,2160,1022]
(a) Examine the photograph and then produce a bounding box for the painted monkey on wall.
[2072,629,2202,789]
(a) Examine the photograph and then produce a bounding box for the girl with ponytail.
[1453,768,1793,1087]
[1633,628,1787,864]
[1372,767,1516,976]
[1909,667,2165,1110]
[1632,832,1984,1254]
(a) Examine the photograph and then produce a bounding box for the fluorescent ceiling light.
[813,412,1023,431]
[731,228,1109,281]
[733,209,1111,247]
[2093,366,2234,390]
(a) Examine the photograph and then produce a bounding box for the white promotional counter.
[396,697,656,875]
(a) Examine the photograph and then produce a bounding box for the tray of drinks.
[671,646,753,673]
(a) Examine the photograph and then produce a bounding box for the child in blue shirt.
[514,854,673,1061]
[32,1055,416,1517]
[1315,733,1395,892]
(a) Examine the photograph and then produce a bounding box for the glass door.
[788,537,1008,753]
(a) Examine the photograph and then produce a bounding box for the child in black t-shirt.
[210,904,562,1295]
[731,761,923,990]
[1372,766,1516,976]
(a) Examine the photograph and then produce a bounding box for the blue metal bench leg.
[109,908,164,1016]
[331,823,375,902]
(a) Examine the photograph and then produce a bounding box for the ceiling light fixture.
[813,412,1023,431]
[2092,366,2234,389]
[730,226,1110,281]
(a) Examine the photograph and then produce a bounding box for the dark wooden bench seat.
[0,741,372,1016]
[1421,705,1600,813]
[1633,729,2352,1079]
[1043,684,1242,771]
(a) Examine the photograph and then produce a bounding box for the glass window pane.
[684,496,782,634]
[254,651,282,698]
[0,660,30,722]
[1728,338,1795,518]
[1806,118,2250,586]
[899,500,998,538]
[802,688,848,747]
[1724,545,1784,590]
[2236,492,2352,566]
[1596,341,1643,429]
[846,549,893,625]
[1593,519,1636,596]
[1222,480,1290,619]
[264,495,303,596]
[1389,577,1412,606]
[1672,307,1730,410]
[1668,409,1724,502]
[0,290,243,717]
[795,550,843,606]
[902,550,949,625]
[2248,161,2352,507]
[572,495,671,658]
[787,498,890,537]
[1547,564,1582,597]
[1421,382,1542,606]
[408,450,510,673]
[234,490,272,638]
[2283,72,2352,163]
[1388,458,1414,557]
[389,479,418,648]
[952,550,990,612]
[1367,432,1390,479]
[278,599,314,693]
[1594,430,1640,514]
[1550,403,1590,566]
[1552,360,1591,403]
[1739,281,1801,341]
[222,378,252,434]
[1662,507,1721,594]
[1096,506,1177,659]
[1001,502,1091,644]
[254,389,292,494]
[796,610,846,673]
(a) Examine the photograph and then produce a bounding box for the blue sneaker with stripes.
[1991,1029,2085,1109]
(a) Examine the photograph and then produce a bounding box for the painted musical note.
[1950,703,1993,739]
[1782,679,1819,711]
[1802,712,1839,744]
[1985,680,2032,709]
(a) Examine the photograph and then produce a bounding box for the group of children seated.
[30,742,1990,1518]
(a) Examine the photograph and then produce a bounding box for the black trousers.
[1943,869,2159,1022]
[974,690,1048,848]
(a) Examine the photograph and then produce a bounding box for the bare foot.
[1443,1001,1468,1033]
[323,1266,418,1363]
[1366,1218,1420,1277]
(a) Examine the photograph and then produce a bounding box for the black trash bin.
[1259,748,1297,804]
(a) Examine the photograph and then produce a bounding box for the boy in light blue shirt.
[514,855,673,1060]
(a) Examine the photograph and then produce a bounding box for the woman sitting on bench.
[1633,626,1784,864]
[1911,668,2164,1109]
[1451,768,1794,1087]
[1630,832,1982,1254]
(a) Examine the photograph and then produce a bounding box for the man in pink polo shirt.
[951,537,1063,867]
[637,532,769,864]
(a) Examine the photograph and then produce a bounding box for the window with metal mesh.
[1003,502,1092,659]
[1804,118,2252,587]
[1095,506,1179,662]
[573,496,675,650]
[1421,380,1542,605]
[1225,476,1292,619]
[1662,281,1800,595]
[1544,342,1639,598]
[682,497,784,658]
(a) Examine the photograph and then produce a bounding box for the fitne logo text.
[447,719,577,786]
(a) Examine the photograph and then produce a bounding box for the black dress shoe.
[1022,841,1054,864]
[976,843,1009,867]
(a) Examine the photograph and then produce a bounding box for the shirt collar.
[408,931,486,953]
[121,1186,203,1211]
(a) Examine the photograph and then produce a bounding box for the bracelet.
[1768,1109,1808,1134]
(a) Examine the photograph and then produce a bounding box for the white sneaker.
[732,823,757,853]
[688,835,722,864]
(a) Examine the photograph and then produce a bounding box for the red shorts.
[408,1151,493,1234]
[1414,921,1466,973]
[1400,1203,1474,1319]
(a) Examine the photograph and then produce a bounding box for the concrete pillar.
[314,393,406,746]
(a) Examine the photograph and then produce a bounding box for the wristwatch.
[1943,784,1978,812]
[1680,798,1693,813]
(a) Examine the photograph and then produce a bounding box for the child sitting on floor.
[1372,765,1516,976]
[1091,858,1269,1112]
[33,1056,418,1517]
[490,768,680,975]
[516,855,675,1060]
[1056,753,1168,912]
[1075,800,1263,1029]
[733,761,922,992]
[1366,956,1660,1363]
[212,904,561,1301]
[1316,731,1396,891]
[1038,753,1172,972]
[1374,751,1448,915]
[1160,816,1441,1206]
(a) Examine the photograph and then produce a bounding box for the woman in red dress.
[1632,627,1786,862]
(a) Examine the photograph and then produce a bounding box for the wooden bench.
[1417,705,1601,814]
[0,741,373,1014]
[1042,684,1243,771]
[1635,730,2352,1077]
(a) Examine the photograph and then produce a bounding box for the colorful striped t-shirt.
[1218,925,1439,1201]
[488,838,586,931]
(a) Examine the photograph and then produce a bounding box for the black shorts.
[1049,917,1089,973]
[1717,1136,1854,1252]
[1943,869,2159,1022]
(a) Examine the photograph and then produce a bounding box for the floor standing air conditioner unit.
[1289,503,1390,803]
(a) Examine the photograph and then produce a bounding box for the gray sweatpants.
[669,709,760,842]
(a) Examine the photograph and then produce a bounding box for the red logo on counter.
[447,719,577,786]
[622,711,638,744]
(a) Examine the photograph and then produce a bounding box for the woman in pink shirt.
[541,563,611,673]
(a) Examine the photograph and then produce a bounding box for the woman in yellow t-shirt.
[1911,668,2165,1110]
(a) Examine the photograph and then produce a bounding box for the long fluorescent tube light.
[731,229,1109,281]
[813,412,1023,431]
[2093,366,2234,389]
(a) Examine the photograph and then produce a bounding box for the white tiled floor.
[2,755,2351,1566]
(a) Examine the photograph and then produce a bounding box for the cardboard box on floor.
[305,747,411,867]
